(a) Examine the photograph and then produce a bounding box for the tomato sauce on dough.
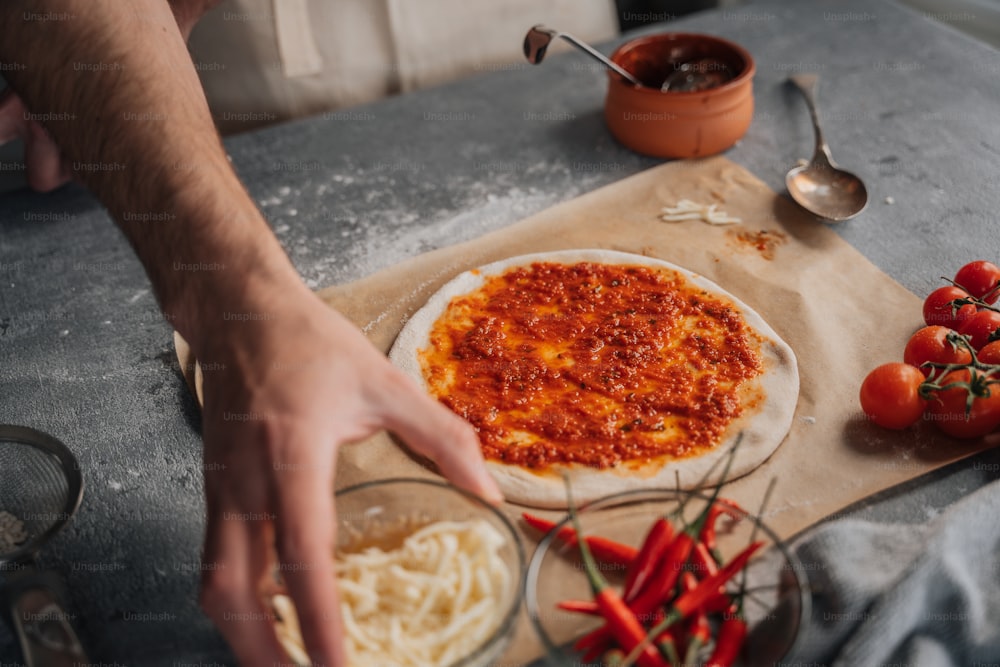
[419,262,763,470]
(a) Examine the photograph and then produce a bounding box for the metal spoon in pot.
[524,25,642,86]
[785,74,868,221]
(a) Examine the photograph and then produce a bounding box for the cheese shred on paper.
[273,519,510,667]
[660,199,741,225]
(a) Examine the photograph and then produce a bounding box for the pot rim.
[607,31,756,97]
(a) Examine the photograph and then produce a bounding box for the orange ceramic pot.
[604,33,755,159]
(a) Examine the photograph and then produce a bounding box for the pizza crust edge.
[389,249,800,509]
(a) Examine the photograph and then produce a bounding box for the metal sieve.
[0,425,87,666]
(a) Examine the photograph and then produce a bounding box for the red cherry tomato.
[954,260,1000,304]
[980,340,1000,365]
[957,310,1000,351]
[926,368,1000,439]
[923,286,977,330]
[903,326,973,376]
[859,363,928,430]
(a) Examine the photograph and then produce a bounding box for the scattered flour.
[0,510,28,553]
[253,157,603,289]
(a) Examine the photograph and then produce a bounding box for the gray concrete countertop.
[2,0,999,663]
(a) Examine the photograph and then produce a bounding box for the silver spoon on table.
[785,74,868,221]
[524,25,642,86]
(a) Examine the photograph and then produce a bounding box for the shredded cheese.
[274,519,510,667]
[660,199,741,225]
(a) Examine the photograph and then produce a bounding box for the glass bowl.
[332,478,526,667]
[525,488,810,666]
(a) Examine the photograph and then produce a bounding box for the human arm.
[0,1,501,665]
[0,0,215,192]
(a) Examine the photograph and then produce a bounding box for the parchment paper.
[175,156,993,665]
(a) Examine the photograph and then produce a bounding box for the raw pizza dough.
[389,250,799,508]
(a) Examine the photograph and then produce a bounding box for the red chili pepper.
[557,599,600,615]
[680,570,699,594]
[574,446,744,664]
[627,530,695,615]
[623,517,673,600]
[588,562,668,667]
[699,499,747,562]
[684,548,730,612]
[580,638,612,664]
[668,541,762,620]
[676,572,704,663]
[622,445,741,608]
[668,545,758,621]
[655,630,679,666]
[620,541,763,666]
[683,608,711,666]
[692,540,720,579]
[565,486,668,667]
[628,492,735,613]
[700,590,733,615]
[703,615,747,667]
[701,481,771,667]
[573,626,607,653]
[630,443,744,605]
[523,512,638,567]
[581,444,750,667]
[573,538,730,660]
[608,528,723,659]
[715,497,747,518]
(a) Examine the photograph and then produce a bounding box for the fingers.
[272,446,345,667]
[24,121,70,192]
[0,89,26,144]
[200,480,288,665]
[0,90,70,191]
[380,368,503,504]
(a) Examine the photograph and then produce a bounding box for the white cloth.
[187,0,619,133]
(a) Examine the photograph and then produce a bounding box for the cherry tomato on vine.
[923,286,977,330]
[925,368,1000,439]
[859,363,928,429]
[954,260,1000,304]
[957,310,1000,351]
[980,340,1000,365]
[903,326,973,376]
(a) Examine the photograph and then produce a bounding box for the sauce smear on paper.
[420,262,764,470]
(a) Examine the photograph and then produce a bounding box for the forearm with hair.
[0,0,301,354]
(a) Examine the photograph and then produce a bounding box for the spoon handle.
[557,32,642,86]
[789,74,835,166]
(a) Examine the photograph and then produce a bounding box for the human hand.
[0,88,71,192]
[193,281,502,665]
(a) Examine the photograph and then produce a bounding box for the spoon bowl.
[785,74,868,221]
[785,161,869,222]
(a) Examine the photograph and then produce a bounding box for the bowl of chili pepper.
[523,487,810,666]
